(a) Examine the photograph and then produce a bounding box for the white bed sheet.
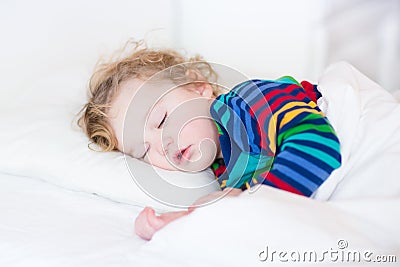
[0,172,145,267]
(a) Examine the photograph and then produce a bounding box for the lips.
[174,145,192,163]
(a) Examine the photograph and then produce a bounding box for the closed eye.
[141,145,149,159]
[158,112,167,128]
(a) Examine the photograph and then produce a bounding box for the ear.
[185,69,214,98]
[192,82,214,98]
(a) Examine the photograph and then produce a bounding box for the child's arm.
[189,187,242,211]
[134,188,242,240]
[249,110,341,196]
[211,78,341,196]
[248,80,342,196]
[135,207,191,240]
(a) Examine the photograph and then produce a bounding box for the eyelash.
[141,112,167,159]
[158,112,167,128]
[141,144,149,159]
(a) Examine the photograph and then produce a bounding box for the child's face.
[109,78,221,172]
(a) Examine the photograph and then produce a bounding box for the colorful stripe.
[209,77,341,197]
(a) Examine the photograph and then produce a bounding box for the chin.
[183,159,214,173]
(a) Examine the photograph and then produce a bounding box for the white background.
[0,0,399,104]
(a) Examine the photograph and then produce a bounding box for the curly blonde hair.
[77,40,220,153]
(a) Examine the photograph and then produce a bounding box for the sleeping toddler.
[77,42,341,240]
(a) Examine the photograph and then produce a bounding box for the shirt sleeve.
[211,78,341,196]
[246,80,342,197]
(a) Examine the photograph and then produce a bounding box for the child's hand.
[134,207,191,240]
[135,188,241,240]
[189,187,242,212]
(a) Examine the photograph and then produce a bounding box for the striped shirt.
[209,77,341,197]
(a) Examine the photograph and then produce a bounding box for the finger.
[134,207,157,240]
[146,207,165,230]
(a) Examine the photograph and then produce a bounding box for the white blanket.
[1,62,399,266]
[314,62,400,200]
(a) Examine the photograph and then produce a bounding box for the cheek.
[146,151,177,171]
[181,118,215,138]
[178,119,218,155]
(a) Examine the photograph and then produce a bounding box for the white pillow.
[0,68,220,212]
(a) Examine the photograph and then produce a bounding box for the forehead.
[108,78,176,154]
